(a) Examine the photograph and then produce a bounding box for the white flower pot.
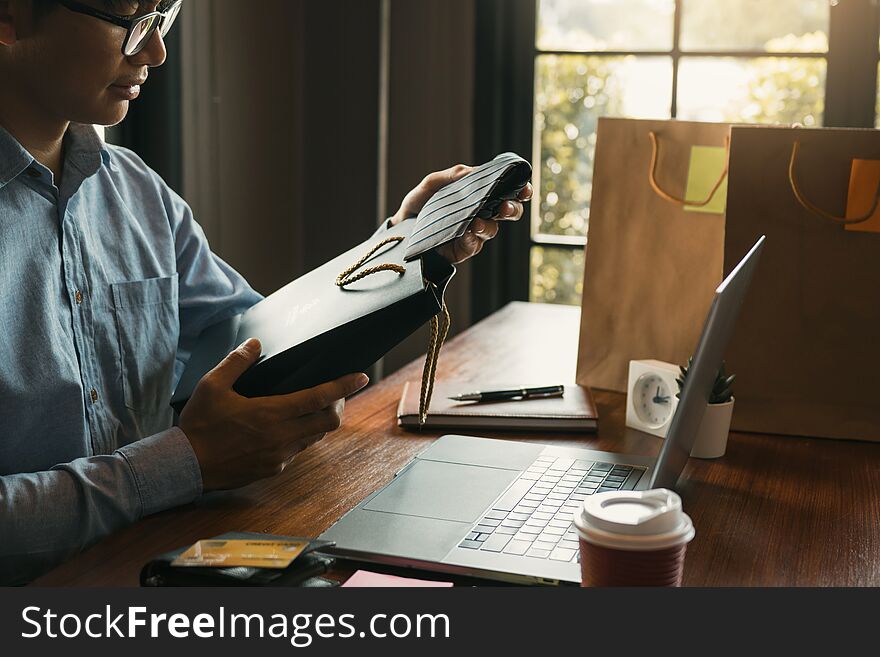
[689,398,734,459]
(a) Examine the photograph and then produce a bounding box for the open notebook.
[397,382,598,432]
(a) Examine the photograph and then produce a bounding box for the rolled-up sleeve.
[116,427,202,517]
[0,428,201,586]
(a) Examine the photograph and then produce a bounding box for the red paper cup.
[573,489,695,587]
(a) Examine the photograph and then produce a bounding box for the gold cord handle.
[418,302,450,428]
[788,141,880,225]
[336,235,449,428]
[336,236,406,288]
[648,131,730,207]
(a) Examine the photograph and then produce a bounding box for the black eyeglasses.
[56,0,182,56]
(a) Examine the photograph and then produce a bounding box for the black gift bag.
[171,217,455,412]
[171,152,531,421]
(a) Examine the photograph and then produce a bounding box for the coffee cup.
[572,488,695,587]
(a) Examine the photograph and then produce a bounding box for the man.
[0,0,532,584]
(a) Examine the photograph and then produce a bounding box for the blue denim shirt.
[0,124,263,584]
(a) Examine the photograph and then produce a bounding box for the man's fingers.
[263,372,369,418]
[282,433,328,467]
[469,218,500,241]
[280,403,344,438]
[272,403,342,463]
[397,164,474,220]
[490,184,532,223]
[205,338,262,390]
[494,201,524,221]
[420,164,473,193]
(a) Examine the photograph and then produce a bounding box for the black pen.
[448,385,565,403]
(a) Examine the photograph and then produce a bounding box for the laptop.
[319,236,766,585]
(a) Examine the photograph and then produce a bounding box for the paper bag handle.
[648,131,730,207]
[788,141,880,225]
[336,234,448,428]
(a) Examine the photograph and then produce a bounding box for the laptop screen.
[650,236,766,489]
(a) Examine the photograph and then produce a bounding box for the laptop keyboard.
[457,455,646,562]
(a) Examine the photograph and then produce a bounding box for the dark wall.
[179,0,382,297]
[298,1,383,277]
[381,0,476,375]
[175,0,477,381]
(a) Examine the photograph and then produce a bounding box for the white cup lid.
[572,488,695,551]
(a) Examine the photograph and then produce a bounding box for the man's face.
[3,0,167,127]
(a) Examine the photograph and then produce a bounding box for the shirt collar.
[65,123,115,177]
[0,124,34,190]
[0,123,114,190]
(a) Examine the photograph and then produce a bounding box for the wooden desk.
[35,302,880,586]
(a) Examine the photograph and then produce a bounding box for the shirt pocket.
[111,274,180,413]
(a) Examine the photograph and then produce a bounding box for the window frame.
[472,0,880,317]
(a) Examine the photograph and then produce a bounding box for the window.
[524,0,878,306]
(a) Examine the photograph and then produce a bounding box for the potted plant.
[676,357,736,459]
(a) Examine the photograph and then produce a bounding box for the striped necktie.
[404,152,532,262]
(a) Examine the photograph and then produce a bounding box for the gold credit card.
[171,539,309,569]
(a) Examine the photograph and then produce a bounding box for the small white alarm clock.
[625,360,680,438]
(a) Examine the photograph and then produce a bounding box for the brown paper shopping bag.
[577,118,731,392]
[723,125,880,441]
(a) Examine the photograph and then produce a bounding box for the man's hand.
[179,338,369,492]
[389,164,533,264]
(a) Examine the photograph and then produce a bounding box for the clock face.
[633,373,675,428]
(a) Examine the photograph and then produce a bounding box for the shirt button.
[90,388,99,404]
[25,167,41,178]
[75,290,83,305]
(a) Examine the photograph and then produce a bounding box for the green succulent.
[676,357,736,405]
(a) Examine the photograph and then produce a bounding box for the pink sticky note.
[342,570,453,588]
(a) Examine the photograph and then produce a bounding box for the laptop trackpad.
[364,460,519,524]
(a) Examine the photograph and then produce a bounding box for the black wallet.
[140,532,337,587]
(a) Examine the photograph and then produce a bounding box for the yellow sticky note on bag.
[684,146,728,215]
[845,159,880,233]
